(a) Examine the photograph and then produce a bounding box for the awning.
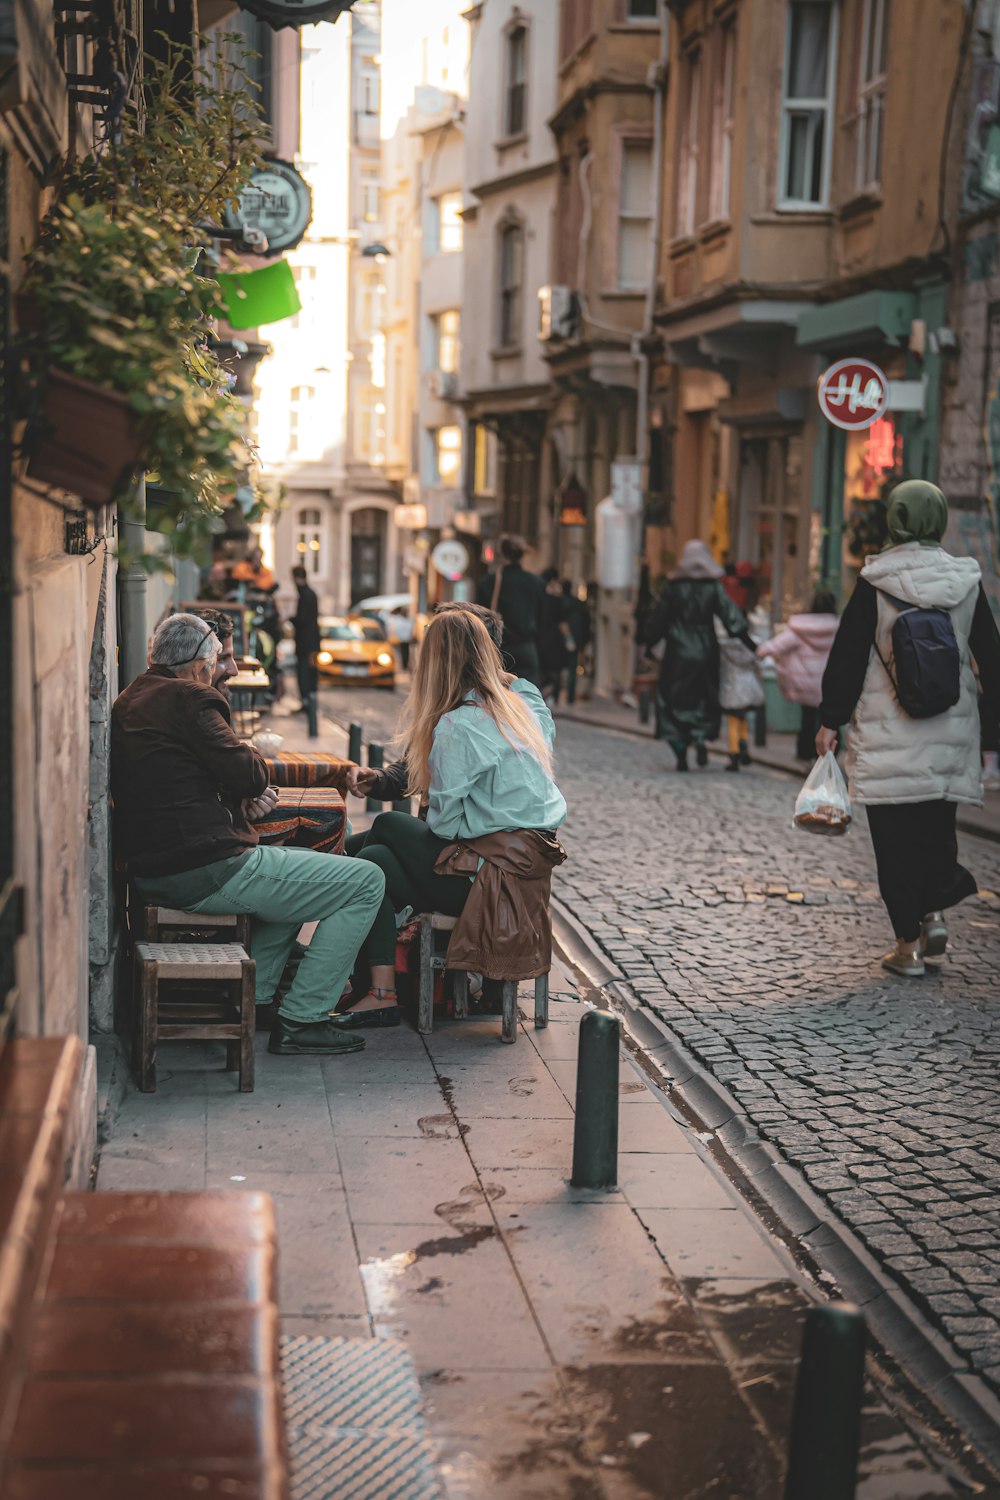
[236,0,354,29]
[796,290,915,352]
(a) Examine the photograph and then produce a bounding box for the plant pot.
[26,368,145,507]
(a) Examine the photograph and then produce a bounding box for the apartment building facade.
[657,0,964,618]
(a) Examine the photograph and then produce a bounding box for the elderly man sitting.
[112,613,384,1057]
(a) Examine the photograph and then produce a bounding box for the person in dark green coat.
[645,540,756,771]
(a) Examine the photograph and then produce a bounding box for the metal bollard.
[784,1302,865,1500]
[366,742,384,813]
[571,1009,620,1189]
[348,722,363,764]
[306,692,318,740]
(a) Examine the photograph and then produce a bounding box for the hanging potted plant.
[18,39,267,531]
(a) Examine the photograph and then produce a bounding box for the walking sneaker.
[268,1016,367,1055]
[881,941,925,978]
[739,738,752,766]
[674,749,690,772]
[695,742,709,768]
[919,911,948,958]
[724,754,740,773]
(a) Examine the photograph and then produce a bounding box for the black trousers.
[866,801,977,941]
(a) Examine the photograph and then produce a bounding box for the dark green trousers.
[355,812,471,966]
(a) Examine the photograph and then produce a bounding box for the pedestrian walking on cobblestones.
[645,539,757,772]
[718,630,764,772]
[817,480,1000,977]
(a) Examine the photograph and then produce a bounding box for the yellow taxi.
[315,616,396,688]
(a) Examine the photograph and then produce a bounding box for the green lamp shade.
[216,260,301,329]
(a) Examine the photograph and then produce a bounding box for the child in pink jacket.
[757,592,839,760]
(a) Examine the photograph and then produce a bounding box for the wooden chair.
[141,903,251,946]
[416,912,549,1045]
[133,941,255,1092]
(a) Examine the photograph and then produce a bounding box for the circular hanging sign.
[224,158,313,255]
[236,0,353,30]
[817,357,890,431]
[430,539,470,581]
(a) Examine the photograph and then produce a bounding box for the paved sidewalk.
[99,959,974,1497]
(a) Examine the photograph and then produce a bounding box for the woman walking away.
[758,591,840,760]
[645,539,757,771]
[817,480,1000,978]
[333,608,567,1027]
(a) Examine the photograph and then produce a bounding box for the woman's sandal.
[328,987,401,1030]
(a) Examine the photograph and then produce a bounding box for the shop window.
[474,424,497,498]
[498,221,523,349]
[779,0,838,209]
[618,139,653,288]
[707,21,736,223]
[505,25,527,137]
[676,50,701,237]
[295,506,324,575]
[855,0,889,191]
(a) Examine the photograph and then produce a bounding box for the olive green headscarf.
[885,480,948,548]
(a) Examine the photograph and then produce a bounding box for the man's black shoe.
[268,1016,366,1056]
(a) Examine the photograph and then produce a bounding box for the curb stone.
[550,891,1000,1480]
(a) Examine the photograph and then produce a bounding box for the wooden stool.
[140,903,251,947]
[417,912,549,1045]
[133,942,255,1093]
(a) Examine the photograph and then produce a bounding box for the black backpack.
[874,590,961,720]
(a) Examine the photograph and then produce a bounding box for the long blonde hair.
[401,609,553,795]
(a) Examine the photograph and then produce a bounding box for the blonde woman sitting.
[335,608,568,1028]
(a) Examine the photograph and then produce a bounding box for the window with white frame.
[360,167,380,223]
[360,62,379,115]
[295,506,324,575]
[855,0,889,191]
[435,425,462,485]
[436,191,463,253]
[707,21,736,223]
[498,221,523,349]
[779,0,838,209]
[676,50,701,237]
[289,385,315,455]
[505,24,527,136]
[436,309,460,373]
[618,139,653,288]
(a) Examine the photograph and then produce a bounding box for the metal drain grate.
[281,1334,443,1500]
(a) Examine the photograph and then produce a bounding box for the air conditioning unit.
[538,285,577,342]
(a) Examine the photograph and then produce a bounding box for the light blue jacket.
[426,679,568,841]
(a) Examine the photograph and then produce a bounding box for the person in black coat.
[291,565,320,710]
[476,535,545,686]
[644,539,755,772]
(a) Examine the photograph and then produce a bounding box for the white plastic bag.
[793,752,852,836]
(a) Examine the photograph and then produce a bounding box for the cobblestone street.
[551,718,1000,1398]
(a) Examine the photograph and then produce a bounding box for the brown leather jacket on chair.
[434,829,567,981]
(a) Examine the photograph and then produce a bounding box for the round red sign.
[817,357,890,431]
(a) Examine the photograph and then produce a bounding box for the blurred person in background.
[290,565,320,711]
[757,591,840,761]
[477,535,545,686]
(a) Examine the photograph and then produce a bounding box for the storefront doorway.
[350,507,386,604]
[737,432,805,623]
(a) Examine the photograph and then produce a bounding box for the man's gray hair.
[150,613,220,668]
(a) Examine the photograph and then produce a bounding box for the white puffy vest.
[846,543,983,807]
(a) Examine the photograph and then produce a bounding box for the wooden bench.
[0,1040,288,1499]
[133,941,255,1093]
[417,911,549,1045]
